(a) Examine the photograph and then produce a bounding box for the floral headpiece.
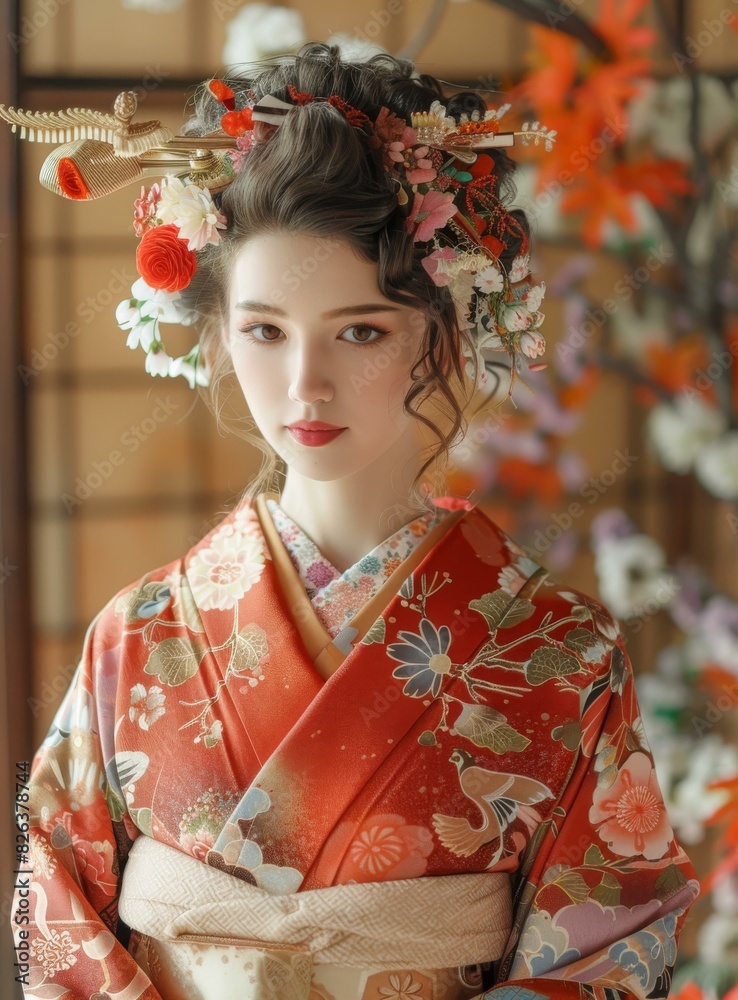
[0,79,556,393]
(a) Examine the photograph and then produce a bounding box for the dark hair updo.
[178,41,530,510]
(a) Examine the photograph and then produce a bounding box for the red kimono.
[11,491,699,999]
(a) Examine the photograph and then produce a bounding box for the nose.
[287,343,334,405]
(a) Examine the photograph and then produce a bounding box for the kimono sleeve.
[12,598,163,1000]
[480,627,700,1000]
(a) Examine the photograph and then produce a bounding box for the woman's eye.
[341,325,388,346]
[236,323,388,346]
[238,323,282,343]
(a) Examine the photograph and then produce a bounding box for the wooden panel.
[75,508,200,623]
[71,383,196,503]
[30,514,72,632]
[28,387,66,505]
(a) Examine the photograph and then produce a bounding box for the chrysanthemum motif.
[30,928,80,974]
[188,531,266,611]
[29,832,56,879]
[387,618,453,698]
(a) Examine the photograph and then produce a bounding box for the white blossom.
[145,347,173,377]
[131,277,194,325]
[694,430,738,500]
[324,32,388,61]
[473,264,504,294]
[594,534,678,620]
[221,3,306,68]
[509,253,531,282]
[520,330,546,359]
[645,393,726,474]
[156,176,226,252]
[169,354,210,389]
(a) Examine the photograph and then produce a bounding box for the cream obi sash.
[118,835,512,1000]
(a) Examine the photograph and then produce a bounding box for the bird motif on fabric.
[432,749,553,862]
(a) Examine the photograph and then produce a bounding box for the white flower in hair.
[125,323,155,353]
[509,253,531,282]
[115,298,142,330]
[145,347,174,377]
[520,330,546,359]
[500,302,536,332]
[522,280,546,312]
[169,353,210,389]
[473,264,504,294]
[156,175,227,251]
[132,277,195,325]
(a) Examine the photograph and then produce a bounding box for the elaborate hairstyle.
[177,41,532,510]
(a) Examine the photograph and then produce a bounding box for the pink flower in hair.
[421,247,457,286]
[132,182,162,237]
[406,190,458,243]
[388,127,437,184]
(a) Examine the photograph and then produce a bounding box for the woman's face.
[223,231,433,484]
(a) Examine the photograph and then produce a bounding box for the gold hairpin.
[410,103,556,164]
[0,91,239,200]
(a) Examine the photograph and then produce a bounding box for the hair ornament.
[1,76,556,396]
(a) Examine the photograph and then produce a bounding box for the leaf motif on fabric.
[454,702,531,753]
[469,590,534,632]
[563,627,602,655]
[552,869,590,903]
[144,637,205,686]
[104,782,126,823]
[230,623,268,675]
[131,806,153,836]
[584,844,606,866]
[399,574,415,599]
[362,616,387,645]
[590,871,621,906]
[525,646,581,685]
[654,862,688,901]
[551,720,581,750]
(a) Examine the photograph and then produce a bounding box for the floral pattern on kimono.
[265,496,451,637]
[11,494,700,1000]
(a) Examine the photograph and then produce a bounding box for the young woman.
[8,42,698,1000]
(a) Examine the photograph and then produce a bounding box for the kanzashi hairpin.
[1,79,556,394]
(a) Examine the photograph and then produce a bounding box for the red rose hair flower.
[136,223,197,292]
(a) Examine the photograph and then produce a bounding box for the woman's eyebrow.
[234,300,403,318]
